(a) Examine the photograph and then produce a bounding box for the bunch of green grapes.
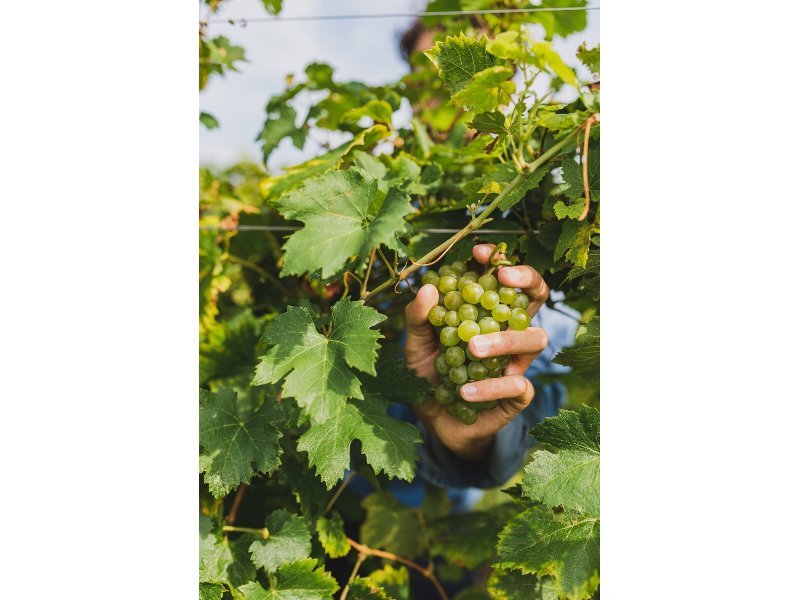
[422,245,531,425]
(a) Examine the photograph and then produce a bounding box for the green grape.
[449,365,468,385]
[487,367,502,378]
[421,271,439,286]
[465,344,479,361]
[444,290,464,311]
[482,356,504,369]
[463,271,479,282]
[437,275,458,294]
[428,305,447,327]
[440,326,460,347]
[450,260,467,275]
[511,294,530,310]
[438,264,456,277]
[471,400,497,411]
[445,402,459,417]
[478,317,501,334]
[467,361,488,380]
[492,304,511,322]
[453,401,477,424]
[462,282,484,304]
[509,308,530,330]
[480,290,500,310]
[476,306,491,321]
[434,353,450,376]
[457,320,480,342]
[444,310,460,327]
[438,293,446,306]
[457,273,478,291]
[478,273,498,291]
[498,286,518,305]
[434,384,454,405]
[457,303,478,322]
[444,346,466,367]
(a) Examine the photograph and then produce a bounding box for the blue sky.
[199,0,599,169]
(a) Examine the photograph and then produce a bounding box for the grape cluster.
[423,256,531,425]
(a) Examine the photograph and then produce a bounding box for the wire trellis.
[202,5,599,26]
[199,225,531,234]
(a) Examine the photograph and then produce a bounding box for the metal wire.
[200,225,531,234]
[203,6,598,25]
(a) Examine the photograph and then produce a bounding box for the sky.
[199,0,599,169]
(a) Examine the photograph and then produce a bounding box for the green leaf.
[361,356,432,407]
[495,505,599,600]
[297,396,421,488]
[200,582,225,600]
[273,169,413,278]
[487,570,557,600]
[469,111,506,135]
[342,100,394,126]
[450,66,515,113]
[531,42,579,88]
[262,0,282,16]
[424,34,503,94]
[249,509,312,573]
[360,492,425,558]
[200,515,257,587]
[486,31,526,60]
[554,219,593,267]
[352,565,410,600]
[552,319,600,383]
[200,112,220,129]
[560,154,599,203]
[577,43,600,75]
[239,559,339,599]
[258,104,307,162]
[431,504,521,569]
[476,163,549,211]
[253,299,385,423]
[199,388,283,498]
[316,512,350,558]
[279,449,330,518]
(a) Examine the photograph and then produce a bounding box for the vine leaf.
[297,396,421,488]
[249,509,312,573]
[273,168,413,278]
[553,318,600,382]
[531,41,579,88]
[199,582,225,600]
[523,406,600,516]
[360,492,425,558]
[238,558,339,599]
[474,163,549,211]
[554,219,593,267]
[425,33,504,94]
[450,66,515,113]
[577,43,600,75]
[495,505,599,600]
[341,99,394,126]
[252,299,386,424]
[361,355,432,407]
[351,565,409,600]
[487,570,557,600]
[200,515,256,587]
[199,388,283,498]
[316,512,350,558]
[431,504,521,569]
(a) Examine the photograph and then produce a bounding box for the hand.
[404,244,550,460]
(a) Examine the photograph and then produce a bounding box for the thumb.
[405,283,439,339]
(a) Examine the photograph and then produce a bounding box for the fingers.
[472,243,550,314]
[405,284,439,335]
[468,327,548,359]
[459,374,534,411]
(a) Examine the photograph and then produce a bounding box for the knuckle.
[511,375,528,397]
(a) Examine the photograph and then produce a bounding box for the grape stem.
[363,122,589,303]
[222,525,270,540]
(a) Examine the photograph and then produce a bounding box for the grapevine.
[200,2,600,599]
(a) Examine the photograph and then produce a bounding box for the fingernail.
[462,384,477,398]
[471,337,490,355]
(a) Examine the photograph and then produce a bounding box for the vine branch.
[323,471,355,516]
[578,113,599,221]
[224,484,248,525]
[346,538,449,600]
[363,121,590,302]
[339,552,367,600]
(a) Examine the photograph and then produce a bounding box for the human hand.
[404,243,550,460]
